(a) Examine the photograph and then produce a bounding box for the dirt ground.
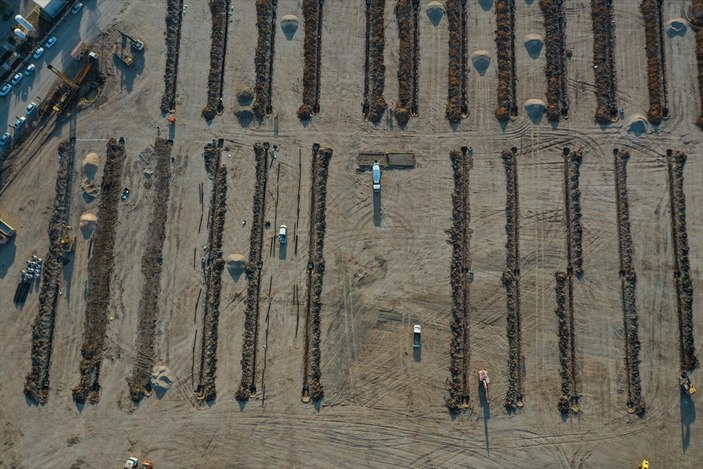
[1,0,702,467]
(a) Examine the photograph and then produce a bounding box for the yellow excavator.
[47,55,95,113]
[680,373,696,396]
[60,224,76,253]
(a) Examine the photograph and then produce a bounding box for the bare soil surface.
[0,0,702,467]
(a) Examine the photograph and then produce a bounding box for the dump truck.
[413,325,421,348]
[372,161,381,192]
[0,217,15,245]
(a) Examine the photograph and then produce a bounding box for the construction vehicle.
[116,29,145,52]
[123,457,139,469]
[638,460,649,469]
[0,217,15,245]
[372,160,381,192]
[413,325,421,348]
[141,461,154,469]
[115,52,134,67]
[680,373,696,396]
[47,57,95,113]
[478,370,490,403]
[278,225,287,244]
[60,224,76,253]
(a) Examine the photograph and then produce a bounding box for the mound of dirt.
[524,99,546,122]
[524,34,544,59]
[281,14,299,39]
[667,18,687,36]
[426,1,445,26]
[83,152,99,178]
[626,114,648,135]
[471,50,491,76]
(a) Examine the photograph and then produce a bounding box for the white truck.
[372,161,381,192]
[0,217,15,245]
[279,225,287,244]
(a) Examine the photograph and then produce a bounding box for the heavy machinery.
[116,52,134,67]
[680,373,696,396]
[116,29,145,52]
[47,56,95,113]
[638,460,649,469]
[372,160,381,192]
[278,225,287,244]
[60,224,76,253]
[478,370,490,403]
[413,325,421,348]
[141,461,154,469]
[0,217,15,245]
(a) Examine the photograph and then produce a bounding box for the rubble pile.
[495,0,517,122]
[394,0,419,126]
[591,0,618,124]
[72,139,127,404]
[565,150,584,278]
[366,0,387,124]
[202,0,228,121]
[540,0,569,121]
[694,2,703,129]
[24,141,75,405]
[554,271,573,414]
[160,0,185,113]
[298,0,322,120]
[253,0,276,120]
[445,0,467,124]
[236,144,269,402]
[640,0,666,125]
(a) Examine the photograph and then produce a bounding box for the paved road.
[0,0,123,142]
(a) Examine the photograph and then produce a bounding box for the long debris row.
[613,149,644,415]
[24,140,75,405]
[693,1,703,129]
[501,148,524,411]
[363,0,387,124]
[446,147,473,412]
[160,0,185,113]
[640,0,668,125]
[591,0,618,124]
[555,148,584,415]
[72,139,126,404]
[298,0,323,120]
[202,0,230,121]
[445,0,467,125]
[301,145,333,403]
[128,139,173,402]
[666,150,698,372]
[253,0,277,121]
[394,0,420,126]
[540,0,569,121]
[236,143,270,402]
[495,0,517,122]
[195,147,228,403]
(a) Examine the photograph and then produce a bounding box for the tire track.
[613,148,644,415]
[72,139,127,405]
[236,143,270,401]
[24,139,75,405]
[446,147,472,412]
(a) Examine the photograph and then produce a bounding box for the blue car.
[33,47,44,59]
[0,132,10,146]
[0,83,11,96]
[45,36,57,49]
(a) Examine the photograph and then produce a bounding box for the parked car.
[71,3,83,14]
[11,73,23,85]
[25,102,37,116]
[14,116,26,129]
[25,64,36,75]
[0,83,11,96]
[0,132,10,146]
[33,47,44,59]
[45,36,57,49]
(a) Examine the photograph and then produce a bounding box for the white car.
[25,64,36,75]
[0,83,11,96]
[11,73,23,85]
[25,102,37,116]
[123,457,139,469]
[14,116,26,129]
[33,47,44,59]
[0,132,10,146]
[72,3,83,14]
[45,36,57,49]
